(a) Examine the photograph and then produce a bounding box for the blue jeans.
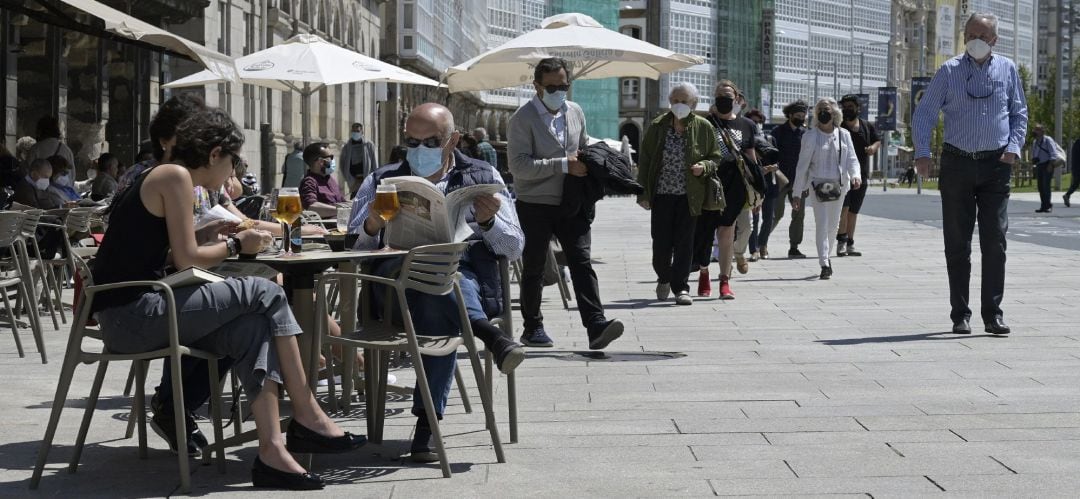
[370,259,486,418]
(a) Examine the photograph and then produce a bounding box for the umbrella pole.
[302,82,311,146]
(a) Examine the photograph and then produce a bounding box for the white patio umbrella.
[164,34,440,144]
[444,13,704,93]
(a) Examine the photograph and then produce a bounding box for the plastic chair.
[0,211,46,363]
[316,242,505,478]
[30,257,227,494]
[38,207,99,324]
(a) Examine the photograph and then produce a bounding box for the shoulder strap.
[54,140,63,156]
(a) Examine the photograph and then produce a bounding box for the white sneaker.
[675,292,693,305]
[655,282,671,301]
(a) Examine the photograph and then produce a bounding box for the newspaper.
[195,204,242,230]
[380,176,504,249]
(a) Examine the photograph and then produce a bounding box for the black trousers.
[516,201,605,331]
[156,357,234,415]
[939,151,1010,323]
[1066,167,1080,198]
[650,195,696,294]
[1036,162,1054,210]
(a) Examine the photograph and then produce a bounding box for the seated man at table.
[11,158,67,259]
[299,142,347,219]
[348,102,525,462]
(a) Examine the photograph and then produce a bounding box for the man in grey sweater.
[507,57,623,350]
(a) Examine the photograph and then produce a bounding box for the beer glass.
[373,184,400,222]
[276,187,303,255]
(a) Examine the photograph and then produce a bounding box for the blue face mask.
[350,132,362,141]
[325,158,336,175]
[406,145,444,177]
[541,89,567,111]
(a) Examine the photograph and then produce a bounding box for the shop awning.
[58,0,234,79]
[3,0,235,79]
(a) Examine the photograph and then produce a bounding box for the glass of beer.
[373,184,400,222]
[276,187,303,255]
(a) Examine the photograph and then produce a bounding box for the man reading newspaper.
[347,103,525,463]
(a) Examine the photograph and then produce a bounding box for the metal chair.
[38,207,99,324]
[0,211,46,363]
[485,257,519,443]
[316,242,505,478]
[18,209,60,330]
[30,257,227,494]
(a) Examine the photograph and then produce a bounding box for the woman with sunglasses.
[92,107,366,490]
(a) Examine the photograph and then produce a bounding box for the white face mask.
[34,178,50,191]
[671,103,692,119]
[966,38,992,60]
[731,102,743,116]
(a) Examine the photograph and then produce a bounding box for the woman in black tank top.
[93,108,364,490]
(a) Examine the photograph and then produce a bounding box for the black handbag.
[811,132,844,202]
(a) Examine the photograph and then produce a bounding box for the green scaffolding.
[552,0,619,140]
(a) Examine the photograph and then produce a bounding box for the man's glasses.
[965,72,993,99]
[228,151,242,169]
[541,84,570,94]
[404,135,443,148]
[319,154,334,161]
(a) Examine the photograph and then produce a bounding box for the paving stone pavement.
[1,190,1079,497]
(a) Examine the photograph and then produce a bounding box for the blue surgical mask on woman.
[406,145,444,177]
[541,89,567,111]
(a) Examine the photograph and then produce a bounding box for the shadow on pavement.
[816,332,1002,345]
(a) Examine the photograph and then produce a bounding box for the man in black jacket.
[770,100,809,258]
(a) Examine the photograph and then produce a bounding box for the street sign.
[911,77,932,124]
[761,9,775,85]
[876,87,897,131]
[856,93,870,122]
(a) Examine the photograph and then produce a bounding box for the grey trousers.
[97,277,302,399]
[773,183,807,248]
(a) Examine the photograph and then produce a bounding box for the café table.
[227,248,406,391]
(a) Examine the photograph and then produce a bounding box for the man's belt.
[942,143,1006,160]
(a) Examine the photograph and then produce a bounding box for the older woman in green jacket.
[636,82,722,306]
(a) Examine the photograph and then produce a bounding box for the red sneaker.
[697,268,711,297]
[719,276,734,300]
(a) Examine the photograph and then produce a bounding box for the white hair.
[669,82,700,103]
[966,12,998,35]
[472,127,487,140]
[813,98,842,128]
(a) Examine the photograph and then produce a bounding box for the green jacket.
[636,112,721,217]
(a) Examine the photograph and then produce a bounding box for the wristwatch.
[226,235,241,257]
[478,217,495,231]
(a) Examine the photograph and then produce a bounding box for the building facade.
[0,0,383,191]
[1036,0,1078,101]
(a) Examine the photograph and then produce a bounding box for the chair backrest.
[65,207,95,234]
[398,242,469,296]
[0,211,28,248]
[20,209,44,238]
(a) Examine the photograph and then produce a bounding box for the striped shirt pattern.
[347,161,524,261]
[913,54,1028,159]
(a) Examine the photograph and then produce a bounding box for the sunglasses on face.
[404,135,444,149]
[319,154,334,161]
[540,84,570,94]
[227,151,242,169]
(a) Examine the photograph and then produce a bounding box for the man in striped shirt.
[913,12,1028,336]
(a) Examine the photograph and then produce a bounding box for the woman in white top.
[791,98,862,279]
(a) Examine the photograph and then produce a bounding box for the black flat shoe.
[952,319,971,334]
[984,317,1011,335]
[285,419,367,454]
[251,457,324,490]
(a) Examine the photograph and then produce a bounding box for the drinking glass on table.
[335,203,352,232]
[373,184,400,222]
[275,187,303,256]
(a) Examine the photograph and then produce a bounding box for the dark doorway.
[619,122,640,164]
